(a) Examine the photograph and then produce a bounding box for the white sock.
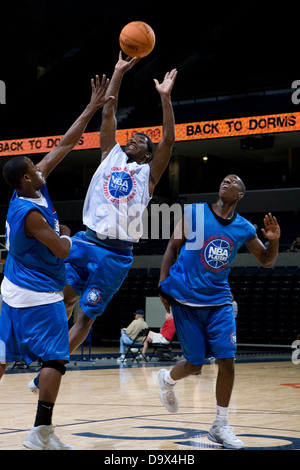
[164,369,176,386]
[215,405,229,423]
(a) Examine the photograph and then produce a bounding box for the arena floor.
[0,348,299,453]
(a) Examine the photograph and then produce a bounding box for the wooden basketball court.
[0,356,299,451]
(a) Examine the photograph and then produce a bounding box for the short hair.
[238,178,246,194]
[135,132,155,159]
[2,156,29,189]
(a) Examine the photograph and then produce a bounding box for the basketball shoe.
[158,369,179,413]
[28,375,39,394]
[208,420,244,449]
[23,424,74,450]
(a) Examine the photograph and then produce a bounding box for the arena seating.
[229,265,300,345]
[95,264,300,348]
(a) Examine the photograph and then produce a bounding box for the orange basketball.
[119,21,155,58]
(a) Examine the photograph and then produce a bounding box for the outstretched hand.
[115,51,140,73]
[90,74,115,109]
[154,69,177,96]
[261,213,281,240]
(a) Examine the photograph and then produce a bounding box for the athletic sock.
[215,404,229,424]
[34,400,54,427]
[164,369,176,386]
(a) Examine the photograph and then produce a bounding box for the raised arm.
[149,69,177,196]
[245,213,280,268]
[38,75,114,179]
[100,52,138,161]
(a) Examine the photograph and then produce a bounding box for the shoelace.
[217,425,240,441]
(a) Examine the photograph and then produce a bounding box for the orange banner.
[0,112,299,157]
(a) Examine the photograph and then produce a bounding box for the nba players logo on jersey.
[204,237,232,270]
[86,288,101,305]
[104,168,137,204]
[82,143,151,243]
[201,235,233,272]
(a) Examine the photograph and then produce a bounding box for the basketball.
[119,21,155,58]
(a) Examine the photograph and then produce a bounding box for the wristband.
[60,235,72,249]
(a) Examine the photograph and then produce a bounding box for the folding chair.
[148,341,174,362]
[123,328,149,363]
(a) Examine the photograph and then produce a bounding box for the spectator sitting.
[287,237,300,252]
[117,309,148,362]
[140,311,175,357]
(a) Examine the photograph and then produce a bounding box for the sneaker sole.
[23,438,74,450]
[23,440,44,450]
[207,432,244,449]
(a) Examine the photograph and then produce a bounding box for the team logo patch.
[200,235,234,272]
[86,288,102,305]
[230,331,237,346]
[103,167,137,203]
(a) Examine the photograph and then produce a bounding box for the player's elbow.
[260,260,274,269]
[259,252,276,268]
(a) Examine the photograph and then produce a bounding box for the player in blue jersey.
[0,74,113,450]
[157,174,280,449]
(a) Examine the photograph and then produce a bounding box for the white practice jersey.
[83,143,151,243]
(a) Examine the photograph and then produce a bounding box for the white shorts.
[152,333,169,344]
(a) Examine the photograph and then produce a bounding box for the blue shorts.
[172,303,236,365]
[65,231,133,320]
[0,300,70,365]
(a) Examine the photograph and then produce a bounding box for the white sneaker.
[207,421,244,449]
[28,378,39,395]
[23,424,74,450]
[158,369,179,413]
[117,356,126,363]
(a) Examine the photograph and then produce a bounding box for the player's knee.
[186,361,203,375]
[41,360,67,376]
[190,363,203,375]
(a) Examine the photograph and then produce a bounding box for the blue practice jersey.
[160,203,256,306]
[4,186,66,292]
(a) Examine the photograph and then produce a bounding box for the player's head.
[219,174,246,203]
[3,156,45,191]
[124,132,155,164]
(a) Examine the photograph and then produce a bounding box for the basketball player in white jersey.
[63,53,177,355]
[27,53,177,393]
